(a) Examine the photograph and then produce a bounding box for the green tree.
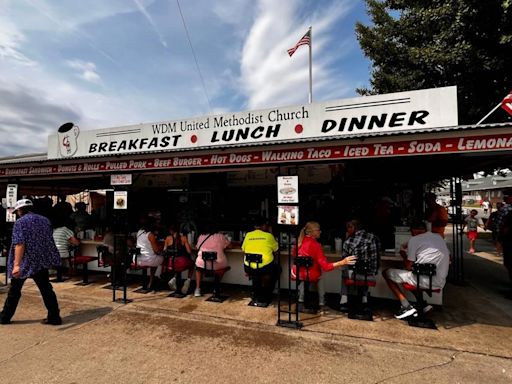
[356,0,512,124]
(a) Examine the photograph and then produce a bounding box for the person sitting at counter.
[242,217,279,305]
[136,217,164,291]
[292,221,356,308]
[383,219,450,319]
[164,224,194,295]
[194,221,231,297]
[70,202,91,235]
[52,218,80,280]
[340,219,381,312]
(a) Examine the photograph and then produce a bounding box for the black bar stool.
[343,259,376,321]
[165,248,187,298]
[293,256,316,314]
[129,247,150,294]
[69,245,98,286]
[402,263,440,329]
[245,253,269,307]
[202,251,230,303]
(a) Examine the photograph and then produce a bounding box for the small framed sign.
[277,205,299,226]
[111,174,132,186]
[277,176,299,204]
[113,191,128,210]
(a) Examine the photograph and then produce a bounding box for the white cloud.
[239,0,354,109]
[0,16,36,65]
[66,59,102,84]
[132,0,167,48]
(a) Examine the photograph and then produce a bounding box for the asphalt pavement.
[0,226,511,384]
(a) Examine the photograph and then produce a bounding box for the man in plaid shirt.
[339,219,381,312]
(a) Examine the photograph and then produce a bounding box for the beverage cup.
[57,122,80,157]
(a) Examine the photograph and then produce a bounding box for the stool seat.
[290,267,320,283]
[402,282,441,293]
[73,255,97,264]
[166,257,193,273]
[213,266,231,276]
[343,278,377,287]
[69,254,98,286]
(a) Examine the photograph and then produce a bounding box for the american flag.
[287,29,311,57]
[501,90,512,116]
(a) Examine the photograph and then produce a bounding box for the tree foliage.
[356,0,512,124]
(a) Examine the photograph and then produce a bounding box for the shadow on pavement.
[58,306,113,331]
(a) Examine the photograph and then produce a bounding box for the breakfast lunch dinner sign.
[47,87,458,160]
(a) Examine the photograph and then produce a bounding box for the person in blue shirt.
[0,199,62,325]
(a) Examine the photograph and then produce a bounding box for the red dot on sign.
[191,135,197,143]
[295,124,303,134]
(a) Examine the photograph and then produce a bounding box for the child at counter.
[164,224,194,295]
[194,221,230,297]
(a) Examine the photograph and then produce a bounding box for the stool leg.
[83,263,89,284]
[142,268,148,290]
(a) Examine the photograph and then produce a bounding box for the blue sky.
[0,0,371,157]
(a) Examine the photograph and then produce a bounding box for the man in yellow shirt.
[242,217,279,305]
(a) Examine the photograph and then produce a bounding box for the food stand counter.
[72,241,442,304]
[222,248,442,305]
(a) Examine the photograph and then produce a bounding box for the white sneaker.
[181,278,191,294]
[194,288,202,297]
[168,277,177,291]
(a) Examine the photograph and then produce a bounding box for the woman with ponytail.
[292,221,356,308]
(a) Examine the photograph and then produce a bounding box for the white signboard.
[6,184,17,222]
[113,191,128,210]
[278,205,299,226]
[47,87,458,159]
[277,176,299,204]
[111,174,132,185]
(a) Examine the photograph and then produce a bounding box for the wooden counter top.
[80,240,104,245]
[225,248,402,262]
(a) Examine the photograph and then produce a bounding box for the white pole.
[308,26,313,104]
[476,102,502,125]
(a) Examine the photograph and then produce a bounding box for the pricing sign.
[277,176,299,204]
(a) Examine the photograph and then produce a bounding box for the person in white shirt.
[384,219,450,319]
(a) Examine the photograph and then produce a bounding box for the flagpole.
[476,102,502,125]
[308,26,313,104]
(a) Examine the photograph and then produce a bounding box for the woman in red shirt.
[292,221,355,307]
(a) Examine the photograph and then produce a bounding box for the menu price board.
[6,184,17,222]
[111,174,132,185]
[277,176,299,203]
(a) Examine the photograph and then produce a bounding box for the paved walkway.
[0,229,511,383]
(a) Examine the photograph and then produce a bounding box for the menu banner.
[2,132,511,178]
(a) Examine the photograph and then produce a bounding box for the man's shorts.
[386,268,437,290]
[467,230,478,241]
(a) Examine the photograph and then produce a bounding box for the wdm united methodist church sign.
[47,86,458,159]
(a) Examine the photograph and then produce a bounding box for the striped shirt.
[53,226,74,258]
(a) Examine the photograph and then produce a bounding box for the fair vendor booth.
[1,86,511,307]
